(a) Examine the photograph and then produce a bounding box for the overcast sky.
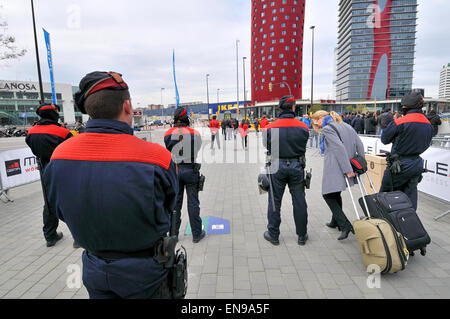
[1,0,449,106]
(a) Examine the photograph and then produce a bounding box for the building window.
[262,78,265,83]
[281,23,286,27]
[272,9,276,14]
[280,38,285,43]
[281,69,285,73]
[285,15,289,20]
[285,46,289,50]
[271,77,275,81]
[283,61,288,66]
[293,23,297,28]
[270,47,274,52]
[282,76,287,80]
[272,39,276,44]
[262,56,265,61]
[262,19,266,24]
[282,30,286,35]
[279,53,284,58]
[270,32,275,37]
[273,16,277,21]
[268,55,272,59]
[263,34,267,38]
[269,24,274,29]
[270,1,275,6]
[270,68,274,72]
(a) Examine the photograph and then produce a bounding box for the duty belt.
[90,246,157,261]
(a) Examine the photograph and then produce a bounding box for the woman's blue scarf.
[320,115,333,155]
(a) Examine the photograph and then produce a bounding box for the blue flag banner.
[173,50,180,108]
[43,29,56,105]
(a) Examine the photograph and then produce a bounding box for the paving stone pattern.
[1,128,449,299]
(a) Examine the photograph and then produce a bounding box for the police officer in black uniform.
[262,96,310,246]
[25,103,72,247]
[380,91,433,210]
[164,108,206,243]
[43,71,180,299]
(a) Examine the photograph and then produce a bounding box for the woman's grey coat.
[321,121,365,195]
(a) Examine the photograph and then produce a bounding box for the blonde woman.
[311,111,365,240]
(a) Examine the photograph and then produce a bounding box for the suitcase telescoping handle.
[344,174,372,220]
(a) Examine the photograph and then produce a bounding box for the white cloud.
[0,0,448,105]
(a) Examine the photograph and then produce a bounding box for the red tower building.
[251,0,306,105]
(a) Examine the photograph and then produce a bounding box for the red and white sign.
[0,148,40,191]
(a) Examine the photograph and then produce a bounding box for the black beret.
[401,91,423,109]
[36,103,60,116]
[173,107,189,123]
[74,71,128,114]
[279,95,296,109]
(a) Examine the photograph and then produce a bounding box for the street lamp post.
[206,74,210,116]
[310,25,315,115]
[243,56,247,120]
[161,88,165,118]
[31,0,44,104]
[217,88,220,103]
[236,39,240,116]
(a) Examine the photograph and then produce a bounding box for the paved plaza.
[1,128,450,299]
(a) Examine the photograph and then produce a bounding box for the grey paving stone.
[1,133,450,299]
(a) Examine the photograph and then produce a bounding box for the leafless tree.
[0,6,26,61]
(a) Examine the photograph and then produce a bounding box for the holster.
[304,169,312,189]
[168,246,188,299]
[193,164,205,191]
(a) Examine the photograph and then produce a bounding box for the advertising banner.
[43,29,57,105]
[419,147,450,203]
[0,148,40,191]
[360,137,449,202]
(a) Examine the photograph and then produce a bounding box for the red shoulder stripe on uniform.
[51,133,172,170]
[267,119,309,130]
[395,113,431,126]
[164,127,200,137]
[27,124,70,139]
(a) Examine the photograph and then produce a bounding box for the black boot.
[325,219,341,231]
[46,232,63,247]
[337,228,355,241]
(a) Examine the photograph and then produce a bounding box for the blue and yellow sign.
[209,101,251,116]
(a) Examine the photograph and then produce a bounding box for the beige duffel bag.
[346,176,409,274]
[354,217,409,274]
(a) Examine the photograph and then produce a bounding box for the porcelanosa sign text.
[0,82,38,92]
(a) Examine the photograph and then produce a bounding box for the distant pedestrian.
[209,116,221,150]
[239,121,249,149]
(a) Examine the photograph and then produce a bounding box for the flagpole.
[31,0,44,104]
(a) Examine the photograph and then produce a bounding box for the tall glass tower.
[251,0,306,105]
[336,0,418,101]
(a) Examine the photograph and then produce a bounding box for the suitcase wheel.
[420,247,426,256]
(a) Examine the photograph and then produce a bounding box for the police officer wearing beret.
[26,103,72,247]
[262,96,310,246]
[380,91,433,210]
[43,71,179,299]
[164,107,206,243]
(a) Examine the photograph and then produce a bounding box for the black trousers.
[323,192,352,232]
[42,203,59,242]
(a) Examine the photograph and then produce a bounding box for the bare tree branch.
[0,6,27,61]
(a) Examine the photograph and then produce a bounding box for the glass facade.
[336,0,418,101]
